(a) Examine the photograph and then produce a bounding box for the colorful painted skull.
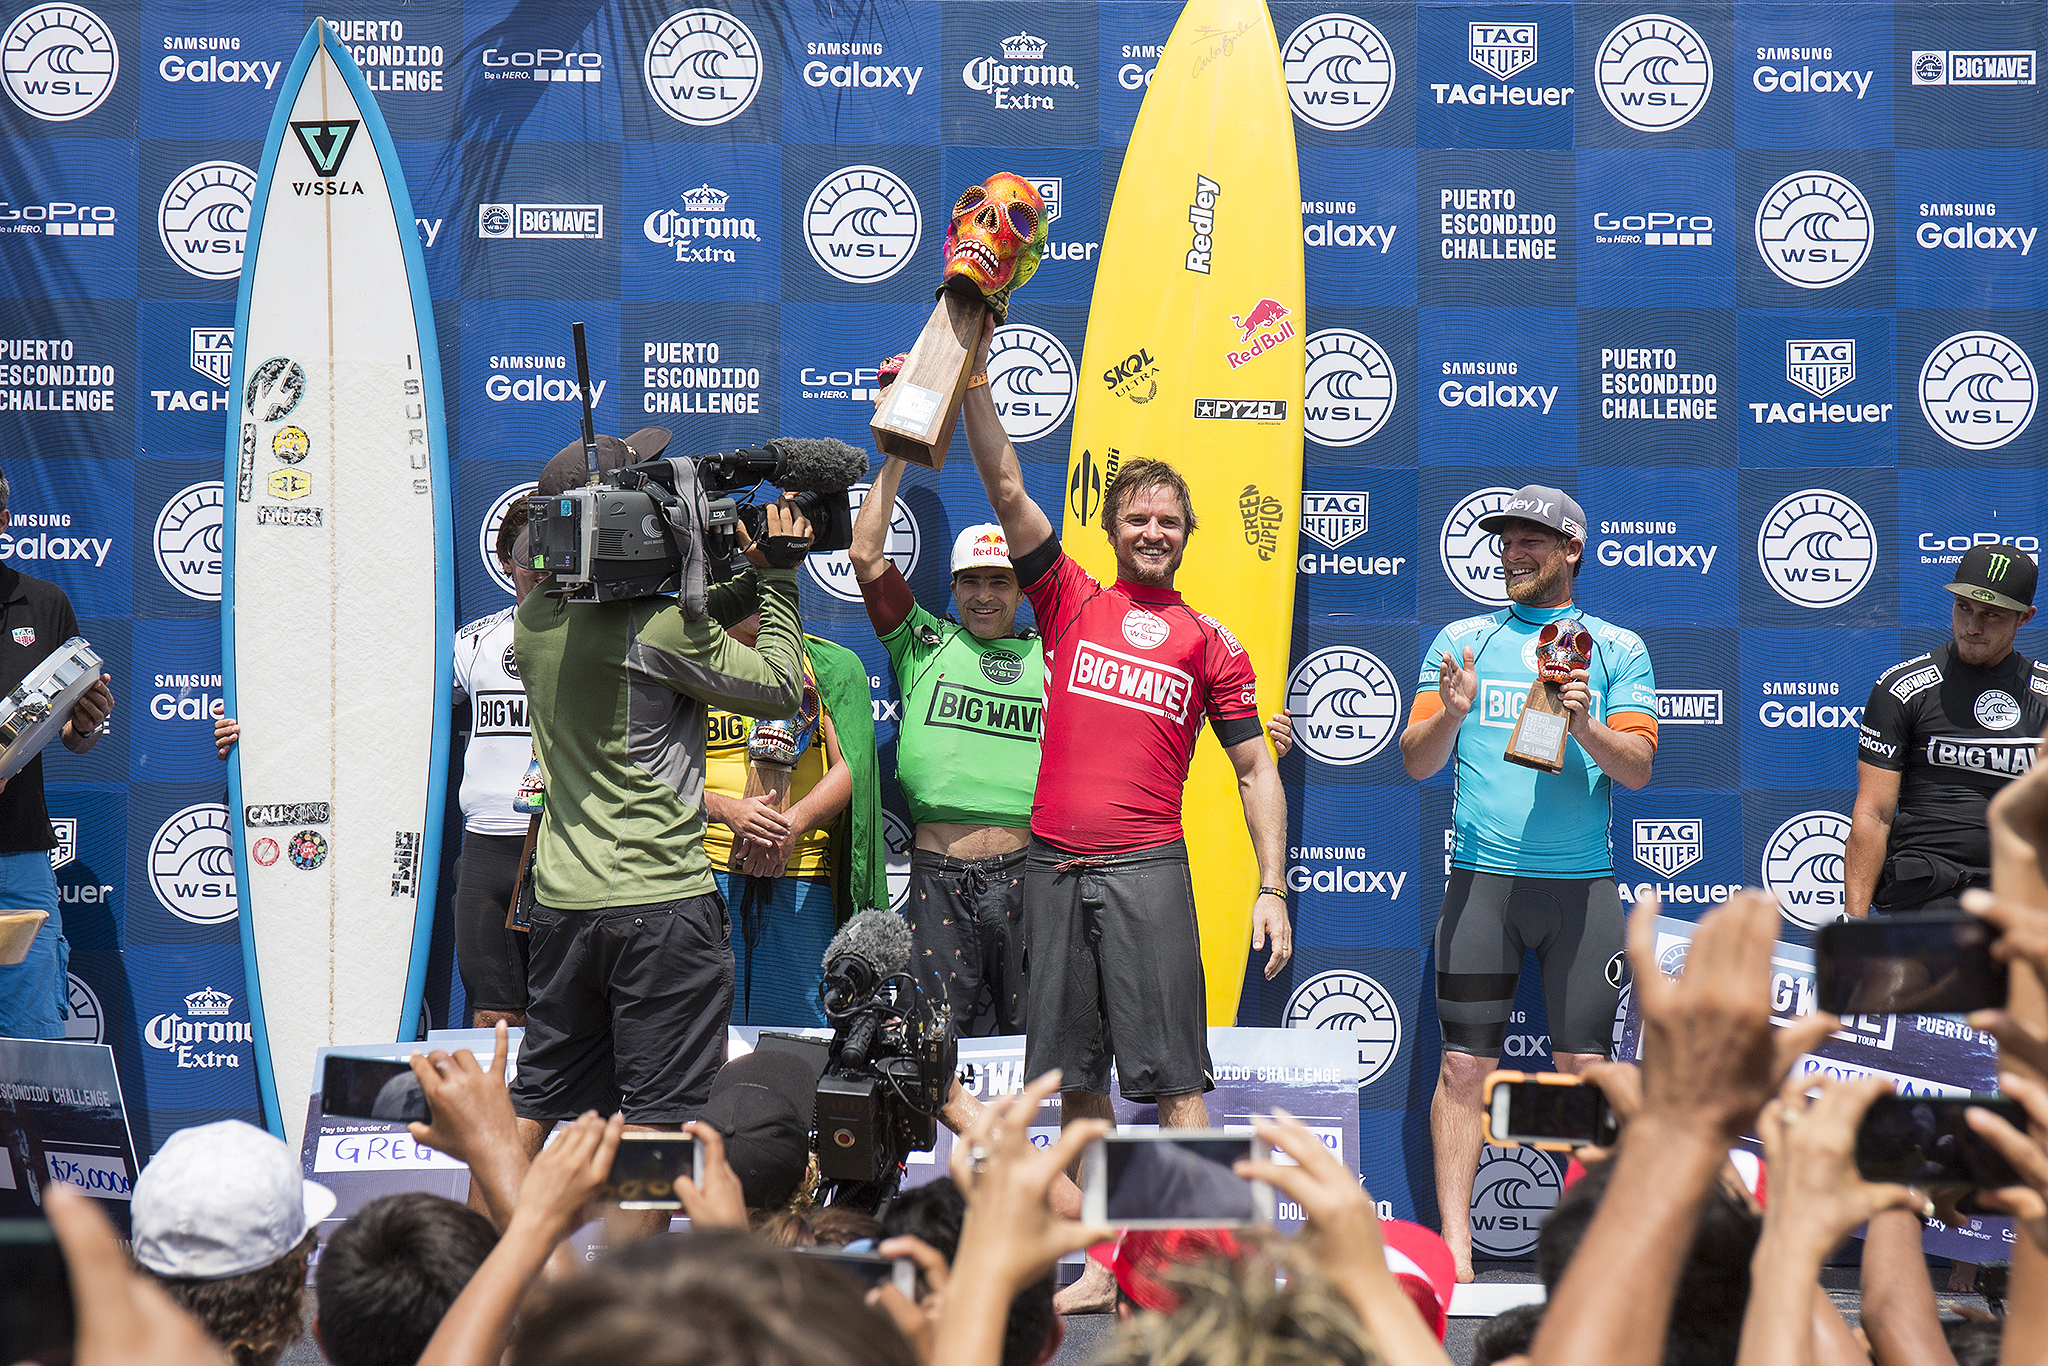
[943,173,1048,321]
[1535,619,1594,685]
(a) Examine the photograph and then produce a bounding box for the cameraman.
[510,490,818,1234]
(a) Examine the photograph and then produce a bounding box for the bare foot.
[1054,1257,1117,1315]
[1948,1260,1979,1294]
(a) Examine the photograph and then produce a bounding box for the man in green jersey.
[509,499,816,1235]
[851,361,1041,1035]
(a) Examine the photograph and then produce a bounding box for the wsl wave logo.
[1283,648,1400,765]
[1754,171,1871,291]
[1280,14,1395,132]
[1756,488,1876,610]
[149,803,236,925]
[158,161,255,281]
[644,8,760,126]
[1919,332,2036,452]
[804,165,920,284]
[154,482,223,601]
[63,972,101,1044]
[881,807,911,914]
[1440,487,1516,606]
[478,482,536,596]
[2,4,117,120]
[1596,14,1712,133]
[1763,810,1850,929]
[1303,329,1395,447]
[809,481,916,603]
[1285,970,1402,1089]
[1470,1145,1560,1257]
[985,325,1075,444]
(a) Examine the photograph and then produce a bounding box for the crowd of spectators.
[37,751,2048,1366]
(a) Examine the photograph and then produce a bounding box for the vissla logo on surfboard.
[290,119,358,178]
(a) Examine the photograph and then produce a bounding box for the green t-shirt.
[881,599,1042,828]
[514,570,804,909]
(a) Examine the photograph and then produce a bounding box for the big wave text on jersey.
[453,606,531,837]
[1021,539,1260,852]
[1413,603,1657,877]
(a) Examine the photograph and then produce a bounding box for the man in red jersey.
[961,319,1291,1140]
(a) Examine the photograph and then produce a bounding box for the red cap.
[1379,1220,1455,1341]
[1085,1228,1243,1313]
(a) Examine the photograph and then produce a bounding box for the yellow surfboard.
[1061,0,1304,1026]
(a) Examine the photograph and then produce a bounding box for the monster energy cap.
[1947,542,2038,613]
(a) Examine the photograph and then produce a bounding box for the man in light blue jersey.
[1400,484,1658,1280]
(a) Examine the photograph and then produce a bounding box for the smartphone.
[1855,1094,2027,1188]
[0,1219,72,1365]
[1483,1071,1619,1151]
[1079,1131,1271,1229]
[600,1133,703,1209]
[321,1055,429,1123]
[793,1246,917,1298]
[1815,914,2007,1015]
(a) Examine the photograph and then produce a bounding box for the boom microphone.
[821,908,912,995]
[762,436,869,492]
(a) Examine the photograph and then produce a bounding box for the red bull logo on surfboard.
[1226,298,1297,370]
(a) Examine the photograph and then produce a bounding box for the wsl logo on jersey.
[149,804,237,925]
[1755,488,1876,610]
[1763,810,1850,930]
[1634,819,1703,877]
[1440,487,1516,606]
[1285,970,1402,1089]
[1303,330,1396,447]
[1919,332,2036,452]
[643,8,761,125]
[154,482,223,602]
[1596,14,1712,133]
[1281,14,1395,131]
[1284,648,1401,765]
[2,3,118,120]
[804,165,920,284]
[158,161,257,281]
[984,325,1075,444]
[1754,171,1871,290]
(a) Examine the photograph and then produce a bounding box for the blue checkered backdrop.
[1,0,2041,1234]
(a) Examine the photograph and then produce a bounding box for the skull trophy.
[870,174,1048,470]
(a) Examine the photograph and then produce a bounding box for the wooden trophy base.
[1504,680,1572,774]
[869,277,988,471]
[0,910,47,966]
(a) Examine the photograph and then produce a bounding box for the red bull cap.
[950,523,1012,574]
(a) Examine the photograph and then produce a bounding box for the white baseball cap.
[951,523,1012,575]
[132,1119,338,1279]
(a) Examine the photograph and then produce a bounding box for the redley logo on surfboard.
[1226,298,1296,370]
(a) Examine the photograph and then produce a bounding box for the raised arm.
[961,317,1053,559]
[849,453,905,584]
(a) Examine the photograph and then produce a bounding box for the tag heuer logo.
[1786,339,1854,399]
[290,120,359,178]
[1469,22,1537,80]
[1026,176,1060,224]
[1301,491,1368,551]
[11,627,33,647]
[190,328,235,386]
[47,818,75,872]
[1634,819,1704,878]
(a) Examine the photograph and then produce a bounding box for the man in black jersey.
[1848,543,2045,918]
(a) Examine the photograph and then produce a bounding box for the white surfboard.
[223,18,452,1147]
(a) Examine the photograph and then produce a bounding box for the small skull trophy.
[1534,619,1594,684]
[942,173,1048,322]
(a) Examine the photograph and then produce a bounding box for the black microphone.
[763,436,868,492]
[820,908,911,1005]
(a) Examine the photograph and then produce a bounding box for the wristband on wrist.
[1257,886,1287,900]
[966,372,988,388]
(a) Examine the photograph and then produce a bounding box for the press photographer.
[510,403,857,1239]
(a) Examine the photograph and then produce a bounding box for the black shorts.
[1435,869,1625,1058]
[907,846,1027,1037]
[509,892,733,1124]
[1022,837,1211,1104]
[453,831,529,1014]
